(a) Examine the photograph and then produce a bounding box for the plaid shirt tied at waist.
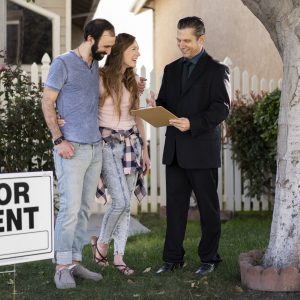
[96,126,146,204]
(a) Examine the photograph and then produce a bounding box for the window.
[7,1,52,64]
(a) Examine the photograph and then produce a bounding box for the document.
[131,106,178,128]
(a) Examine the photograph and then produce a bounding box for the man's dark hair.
[83,18,115,41]
[177,16,205,37]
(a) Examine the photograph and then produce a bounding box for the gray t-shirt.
[45,51,101,144]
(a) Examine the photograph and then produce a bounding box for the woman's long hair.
[100,33,139,118]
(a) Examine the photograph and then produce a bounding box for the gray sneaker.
[54,268,76,289]
[71,264,103,281]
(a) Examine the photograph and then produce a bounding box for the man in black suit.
[149,16,230,275]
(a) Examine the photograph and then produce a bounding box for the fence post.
[159,127,166,207]
[148,68,158,213]
[0,74,4,106]
[233,66,241,98]
[260,78,268,92]
[252,196,260,211]
[234,161,242,211]
[150,126,158,212]
[251,75,259,94]
[218,130,224,208]
[223,142,234,211]
[261,193,270,211]
[223,57,233,100]
[139,65,147,107]
[242,70,249,96]
[242,180,251,211]
[131,198,139,215]
[31,63,39,86]
[223,56,232,67]
[268,79,275,92]
[41,53,51,84]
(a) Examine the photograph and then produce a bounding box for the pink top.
[98,79,136,133]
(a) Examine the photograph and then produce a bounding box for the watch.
[53,136,65,145]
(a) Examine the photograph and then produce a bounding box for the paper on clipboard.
[131,106,178,127]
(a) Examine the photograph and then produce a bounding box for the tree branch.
[292,0,300,7]
[241,0,294,56]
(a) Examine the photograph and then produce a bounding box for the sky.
[94,0,153,77]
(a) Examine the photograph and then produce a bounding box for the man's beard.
[91,43,105,61]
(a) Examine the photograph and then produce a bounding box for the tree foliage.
[0,50,53,172]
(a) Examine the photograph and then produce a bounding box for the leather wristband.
[53,136,65,145]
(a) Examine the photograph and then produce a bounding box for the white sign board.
[0,171,54,266]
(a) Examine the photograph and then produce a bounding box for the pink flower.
[0,64,8,72]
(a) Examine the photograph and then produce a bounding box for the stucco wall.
[153,0,282,90]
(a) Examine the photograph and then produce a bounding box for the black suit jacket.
[156,50,231,169]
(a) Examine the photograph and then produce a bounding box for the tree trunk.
[241,0,300,269]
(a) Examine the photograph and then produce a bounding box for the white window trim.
[10,0,60,58]
[0,0,7,63]
[65,0,71,51]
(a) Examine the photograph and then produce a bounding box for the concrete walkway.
[84,213,151,245]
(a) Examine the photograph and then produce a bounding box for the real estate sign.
[0,171,54,266]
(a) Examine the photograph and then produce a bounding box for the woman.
[90,33,150,276]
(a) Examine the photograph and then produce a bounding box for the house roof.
[72,0,100,29]
[131,0,153,14]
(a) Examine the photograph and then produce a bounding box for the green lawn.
[1,212,300,300]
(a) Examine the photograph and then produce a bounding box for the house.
[131,0,283,92]
[0,0,99,68]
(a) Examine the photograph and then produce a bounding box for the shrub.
[0,51,53,172]
[225,89,280,199]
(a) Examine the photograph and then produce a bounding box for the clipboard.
[131,106,178,127]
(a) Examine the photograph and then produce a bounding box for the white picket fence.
[0,54,281,214]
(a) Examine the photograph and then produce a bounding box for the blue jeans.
[53,142,102,265]
[99,138,141,255]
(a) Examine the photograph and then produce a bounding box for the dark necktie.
[181,60,192,89]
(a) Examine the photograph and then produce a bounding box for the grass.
[1,212,300,300]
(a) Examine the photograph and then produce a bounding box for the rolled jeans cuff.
[55,251,73,265]
[72,252,82,262]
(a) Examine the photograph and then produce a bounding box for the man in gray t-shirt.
[42,19,115,290]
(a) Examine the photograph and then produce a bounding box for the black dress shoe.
[156,262,184,274]
[195,262,217,276]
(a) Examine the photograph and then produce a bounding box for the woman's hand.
[138,77,147,95]
[57,115,65,127]
[146,91,156,107]
[142,150,151,175]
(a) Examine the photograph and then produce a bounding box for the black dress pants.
[162,162,221,263]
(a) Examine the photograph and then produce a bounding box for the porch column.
[0,0,7,63]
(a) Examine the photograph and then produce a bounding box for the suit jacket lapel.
[181,52,210,96]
